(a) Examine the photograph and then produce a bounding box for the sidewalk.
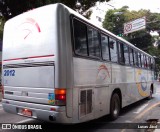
[154,81,160,97]
[150,81,160,132]
[154,80,160,90]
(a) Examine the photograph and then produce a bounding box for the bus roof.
[58,3,153,58]
[5,3,153,58]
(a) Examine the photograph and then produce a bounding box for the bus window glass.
[144,55,147,68]
[109,37,117,62]
[118,42,124,64]
[138,53,141,67]
[141,54,144,68]
[146,56,149,69]
[151,58,155,70]
[134,51,139,67]
[123,44,129,65]
[101,34,110,60]
[148,57,151,69]
[73,19,88,55]
[129,48,134,66]
[87,27,100,57]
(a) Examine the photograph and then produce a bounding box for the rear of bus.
[2,4,73,123]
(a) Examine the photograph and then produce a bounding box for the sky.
[107,0,160,13]
[91,0,160,35]
[92,0,160,23]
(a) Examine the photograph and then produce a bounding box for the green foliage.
[148,46,160,73]
[103,7,160,72]
[0,0,109,20]
[0,16,5,39]
[103,7,160,51]
[0,0,110,39]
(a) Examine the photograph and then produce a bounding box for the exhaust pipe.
[49,115,56,121]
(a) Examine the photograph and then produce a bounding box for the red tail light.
[54,89,66,105]
[55,94,66,100]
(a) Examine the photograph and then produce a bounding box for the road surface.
[0,81,160,132]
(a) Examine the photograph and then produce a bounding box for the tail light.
[55,89,66,105]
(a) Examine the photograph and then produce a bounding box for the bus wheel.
[110,93,120,120]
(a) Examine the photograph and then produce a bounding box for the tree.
[103,7,160,51]
[0,0,110,20]
[0,16,5,40]
[102,6,129,35]
[103,7,160,74]
[0,0,110,40]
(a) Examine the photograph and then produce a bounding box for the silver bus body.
[2,3,155,123]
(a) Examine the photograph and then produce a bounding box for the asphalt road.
[0,82,160,132]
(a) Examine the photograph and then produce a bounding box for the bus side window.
[151,58,155,70]
[117,42,124,64]
[148,57,151,69]
[134,50,139,67]
[138,53,142,67]
[123,44,129,65]
[146,56,149,69]
[87,26,101,58]
[129,48,134,66]
[141,54,144,68]
[109,37,118,63]
[144,55,147,68]
[101,34,110,61]
[73,19,88,56]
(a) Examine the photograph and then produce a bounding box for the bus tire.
[110,93,120,120]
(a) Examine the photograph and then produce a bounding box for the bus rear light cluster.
[55,94,66,101]
[54,89,66,105]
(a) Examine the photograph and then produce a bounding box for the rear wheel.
[110,93,120,120]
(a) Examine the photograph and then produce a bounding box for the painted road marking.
[121,101,160,132]
[0,104,2,106]
[16,118,35,124]
[133,103,148,114]
[0,108,3,111]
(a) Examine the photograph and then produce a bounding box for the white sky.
[91,0,160,35]
[108,0,160,13]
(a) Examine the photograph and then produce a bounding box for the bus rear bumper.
[2,99,72,123]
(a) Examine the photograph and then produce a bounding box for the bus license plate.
[21,109,32,117]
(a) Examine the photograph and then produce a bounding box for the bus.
[2,3,155,123]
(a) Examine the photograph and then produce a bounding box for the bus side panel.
[73,57,112,122]
[111,63,132,107]
[111,64,151,108]
[134,68,150,100]
[94,87,110,118]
